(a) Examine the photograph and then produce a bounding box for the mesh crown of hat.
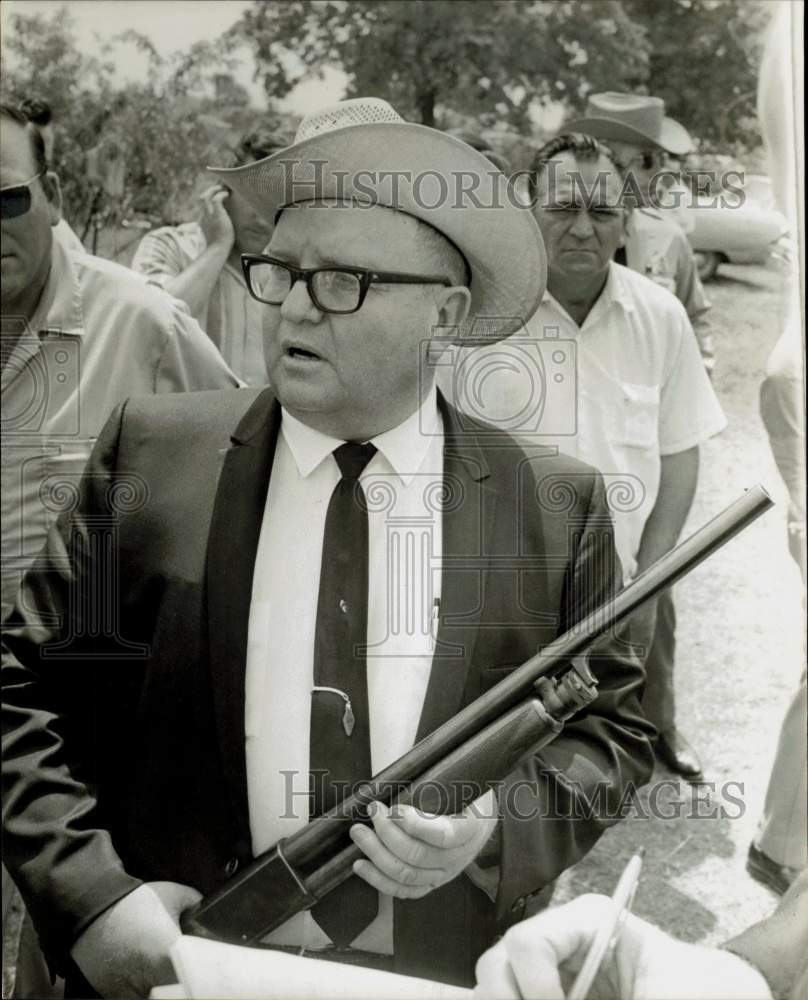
[294,98,404,142]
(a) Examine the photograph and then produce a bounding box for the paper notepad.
[166,936,473,1000]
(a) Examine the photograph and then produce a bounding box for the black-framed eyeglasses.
[241,253,453,315]
[1,170,45,220]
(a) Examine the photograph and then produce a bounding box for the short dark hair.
[528,132,623,196]
[19,98,53,127]
[0,103,48,172]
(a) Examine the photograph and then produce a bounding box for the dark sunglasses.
[1,170,45,220]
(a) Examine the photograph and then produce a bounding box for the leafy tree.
[0,6,259,240]
[233,0,770,149]
[232,0,650,131]
[622,0,770,150]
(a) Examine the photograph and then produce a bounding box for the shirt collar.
[542,261,635,324]
[30,233,85,337]
[280,385,440,486]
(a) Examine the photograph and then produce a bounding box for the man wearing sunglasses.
[1,102,239,999]
[2,98,653,997]
[18,96,86,255]
[566,92,718,783]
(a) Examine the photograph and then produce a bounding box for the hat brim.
[563,114,694,156]
[208,123,546,341]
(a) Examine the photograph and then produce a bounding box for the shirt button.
[225,857,240,877]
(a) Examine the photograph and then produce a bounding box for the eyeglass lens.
[1,185,33,220]
[249,261,363,312]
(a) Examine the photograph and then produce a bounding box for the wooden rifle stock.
[182,485,772,944]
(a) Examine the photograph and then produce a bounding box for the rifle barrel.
[281,485,773,868]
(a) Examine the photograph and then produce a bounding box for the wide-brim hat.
[208,98,546,341]
[565,92,694,156]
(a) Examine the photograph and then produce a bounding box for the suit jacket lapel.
[206,389,280,837]
[415,397,497,741]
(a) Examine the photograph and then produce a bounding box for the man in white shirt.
[132,129,287,386]
[447,132,725,781]
[566,92,714,374]
[2,100,654,996]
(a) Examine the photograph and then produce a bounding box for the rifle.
[182,485,772,944]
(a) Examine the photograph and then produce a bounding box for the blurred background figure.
[131,128,288,386]
[747,0,806,897]
[655,157,695,236]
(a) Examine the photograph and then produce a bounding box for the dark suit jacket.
[2,388,654,987]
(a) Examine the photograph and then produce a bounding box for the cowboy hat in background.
[565,92,695,156]
[209,97,546,340]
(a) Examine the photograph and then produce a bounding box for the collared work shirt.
[1,237,239,616]
[245,390,446,953]
[131,222,268,387]
[441,263,726,575]
[626,207,715,371]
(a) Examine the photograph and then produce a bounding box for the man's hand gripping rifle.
[182,486,773,945]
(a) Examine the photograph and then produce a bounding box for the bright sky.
[0,0,347,113]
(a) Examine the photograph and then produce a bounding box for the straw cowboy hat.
[565,92,695,156]
[208,97,546,340]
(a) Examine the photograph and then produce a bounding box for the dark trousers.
[641,589,676,734]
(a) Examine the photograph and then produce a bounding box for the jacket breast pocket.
[612,382,660,451]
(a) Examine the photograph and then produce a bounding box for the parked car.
[683,175,790,281]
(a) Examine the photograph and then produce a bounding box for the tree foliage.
[0,6,254,234]
[622,0,769,151]
[233,0,650,131]
[233,0,768,147]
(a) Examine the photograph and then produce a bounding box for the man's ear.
[432,284,472,332]
[43,171,63,226]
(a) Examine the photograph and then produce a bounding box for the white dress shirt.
[245,387,444,952]
[440,263,726,576]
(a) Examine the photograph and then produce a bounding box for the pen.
[567,847,645,1000]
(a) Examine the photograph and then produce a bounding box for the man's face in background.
[532,150,627,286]
[608,140,666,207]
[226,186,275,255]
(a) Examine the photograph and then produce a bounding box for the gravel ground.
[552,260,805,947]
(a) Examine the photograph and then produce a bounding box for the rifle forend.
[182,485,772,944]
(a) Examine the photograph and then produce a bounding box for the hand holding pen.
[473,849,772,999]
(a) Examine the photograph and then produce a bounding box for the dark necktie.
[614,245,627,266]
[309,442,378,945]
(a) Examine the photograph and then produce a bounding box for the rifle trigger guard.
[571,654,597,690]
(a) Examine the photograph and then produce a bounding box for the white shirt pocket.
[612,382,660,451]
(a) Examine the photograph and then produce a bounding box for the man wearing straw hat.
[2,98,654,996]
[564,93,719,782]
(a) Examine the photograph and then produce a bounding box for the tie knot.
[333,442,377,481]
